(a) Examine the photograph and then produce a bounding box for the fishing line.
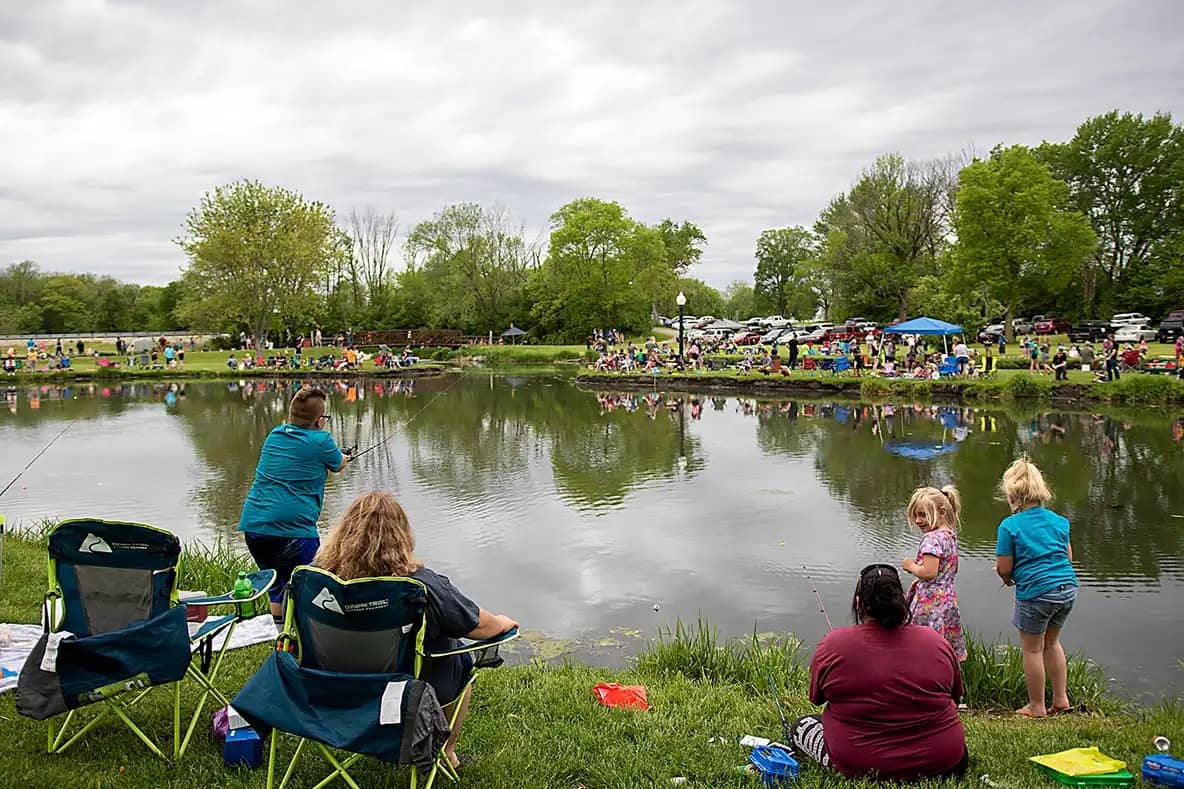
[803,566,834,631]
[0,420,75,500]
[350,373,465,459]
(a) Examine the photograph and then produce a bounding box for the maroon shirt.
[809,623,966,779]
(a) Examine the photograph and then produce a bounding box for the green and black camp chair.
[16,518,275,759]
[233,565,519,789]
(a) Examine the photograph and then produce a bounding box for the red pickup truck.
[1033,317,1071,335]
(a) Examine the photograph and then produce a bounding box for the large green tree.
[953,146,1097,338]
[655,219,707,274]
[660,277,725,319]
[404,203,539,334]
[176,180,344,349]
[530,198,669,341]
[753,226,817,318]
[814,153,956,321]
[722,280,757,320]
[1037,110,1184,316]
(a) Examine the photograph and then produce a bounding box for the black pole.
[678,303,685,369]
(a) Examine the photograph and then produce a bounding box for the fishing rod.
[803,566,834,631]
[350,373,465,460]
[0,420,75,500]
[767,671,793,745]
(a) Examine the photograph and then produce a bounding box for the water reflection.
[3,376,1183,695]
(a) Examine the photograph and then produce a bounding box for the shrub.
[859,378,892,399]
[1105,374,1184,404]
[1002,373,1052,400]
[636,617,808,693]
[961,633,1120,713]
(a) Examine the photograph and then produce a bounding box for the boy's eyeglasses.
[318,412,331,422]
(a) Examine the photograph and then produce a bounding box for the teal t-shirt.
[238,424,344,538]
[995,506,1077,600]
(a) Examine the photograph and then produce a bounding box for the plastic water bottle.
[232,571,252,599]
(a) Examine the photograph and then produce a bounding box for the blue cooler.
[749,745,799,785]
[224,727,263,768]
[1144,754,1184,788]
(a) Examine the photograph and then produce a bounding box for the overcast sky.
[2,0,1181,289]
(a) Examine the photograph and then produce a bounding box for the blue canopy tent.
[885,439,959,461]
[882,316,963,355]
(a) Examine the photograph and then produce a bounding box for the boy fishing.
[239,386,351,623]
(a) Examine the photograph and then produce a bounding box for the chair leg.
[278,737,306,789]
[312,743,362,789]
[109,701,168,759]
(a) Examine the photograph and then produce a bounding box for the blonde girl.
[901,485,966,660]
[316,491,518,770]
[994,458,1076,718]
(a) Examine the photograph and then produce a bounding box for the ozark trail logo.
[312,587,343,614]
[79,533,112,554]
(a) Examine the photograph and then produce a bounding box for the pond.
[2,375,1182,698]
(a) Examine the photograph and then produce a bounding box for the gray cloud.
[1,0,1181,288]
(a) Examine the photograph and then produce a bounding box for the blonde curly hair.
[315,491,422,579]
[906,485,962,531]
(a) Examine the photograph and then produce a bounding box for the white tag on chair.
[379,681,407,725]
[401,623,413,634]
[41,631,75,673]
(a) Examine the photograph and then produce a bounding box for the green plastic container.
[1034,764,1136,787]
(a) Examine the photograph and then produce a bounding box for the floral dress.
[909,528,966,660]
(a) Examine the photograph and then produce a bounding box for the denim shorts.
[1013,584,1077,634]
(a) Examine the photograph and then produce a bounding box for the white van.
[1110,312,1149,329]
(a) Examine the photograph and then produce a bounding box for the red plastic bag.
[592,682,649,710]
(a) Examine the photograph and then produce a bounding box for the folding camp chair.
[937,356,960,377]
[830,356,852,376]
[16,518,275,759]
[233,566,519,789]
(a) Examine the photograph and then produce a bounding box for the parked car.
[978,324,1005,343]
[1157,309,1184,342]
[1011,318,1033,334]
[744,317,766,328]
[732,330,764,346]
[762,315,791,328]
[1067,320,1111,344]
[1034,317,1071,335]
[1114,323,1158,343]
[797,324,832,343]
[775,327,801,344]
[760,326,786,344]
[1111,312,1150,329]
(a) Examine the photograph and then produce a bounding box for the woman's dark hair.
[851,564,910,629]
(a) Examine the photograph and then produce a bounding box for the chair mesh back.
[73,565,156,635]
[48,519,180,637]
[288,567,426,676]
[303,618,403,674]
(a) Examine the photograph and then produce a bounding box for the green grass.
[0,530,1178,788]
[452,344,592,365]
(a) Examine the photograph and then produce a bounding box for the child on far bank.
[902,485,966,661]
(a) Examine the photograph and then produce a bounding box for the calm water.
[2,375,1182,697]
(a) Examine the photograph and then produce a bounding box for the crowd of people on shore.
[587,327,1184,381]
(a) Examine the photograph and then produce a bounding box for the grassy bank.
[2,529,1176,787]
[577,369,1184,405]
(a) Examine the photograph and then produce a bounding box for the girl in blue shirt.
[995,458,1077,718]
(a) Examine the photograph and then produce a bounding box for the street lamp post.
[676,291,686,370]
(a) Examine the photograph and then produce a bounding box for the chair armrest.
[181,570,277,607]
[426,626,520,660]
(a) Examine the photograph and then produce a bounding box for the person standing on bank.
[239,387,351,623]
[995,458,1077,718]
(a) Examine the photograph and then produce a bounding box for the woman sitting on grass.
[792,564,968,780]
[315,491,518,771]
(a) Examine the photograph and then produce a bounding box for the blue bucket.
[749,745,799,785]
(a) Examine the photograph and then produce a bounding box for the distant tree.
[814,154,956,321]
[655,219,707,274]
[530,198,669,341]
[722,280,756,320]
[1037,110,1184,316]
[346,208,399,316]
[952,146,1097,339]
[661,277,725,319]
[754,226,816,317]
[176,180,344,350]
[405,203,540,334]
[40,275,94,333]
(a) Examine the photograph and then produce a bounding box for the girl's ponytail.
[940,485,962,526]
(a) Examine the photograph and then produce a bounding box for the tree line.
[4,109,1179,344]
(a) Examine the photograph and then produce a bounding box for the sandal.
[1051,705,1074,715]
[1015,706,1048,718]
